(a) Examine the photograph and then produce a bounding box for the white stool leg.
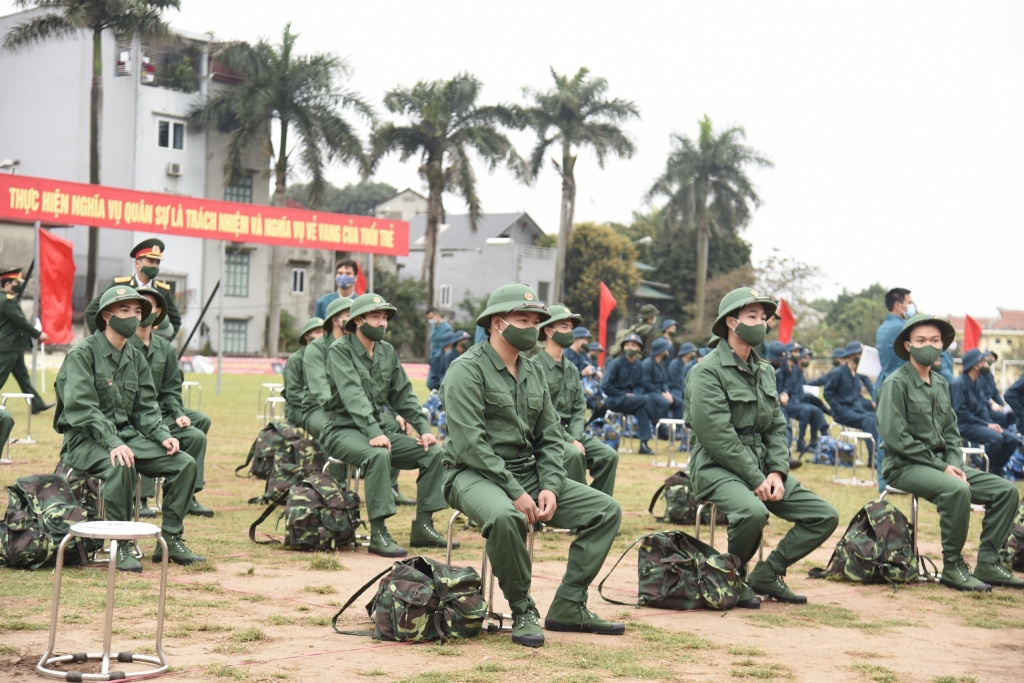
[38,533,74,675]
[101,539,118,675]
[155,534,169,671]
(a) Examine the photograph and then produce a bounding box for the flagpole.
[217,239,225,396]
[30,220,40,391]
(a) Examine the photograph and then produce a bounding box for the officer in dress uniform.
[84,239,181,338]
[0,268,52,413]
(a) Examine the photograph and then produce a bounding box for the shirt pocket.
[94,378,116,414]
[526,393,545,427]
[120,380,139,413]
[725,383,758,430]
[483,390,513,421]
[906,398,934,432]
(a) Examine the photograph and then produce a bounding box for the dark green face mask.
[10,282,23,294]
[140,265,160,280]
[908,344,941,367]
[624,348,640,359]
[979,365,991,375]
[499,318,539,352]
[551,330,575,348]
[359,322,386,342]
[732,321,766,346]
[140,312,158,328]
[108,314,140,339]
[799,360,810,368]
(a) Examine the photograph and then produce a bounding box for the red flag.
[963,314,982,352]
[777,298,795,344]
[355,270,367,296]
[39,228,75,344]
[598,282,617,366]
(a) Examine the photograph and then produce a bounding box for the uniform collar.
[482,339,528,383]
[901,362,932,389]
[94,329,132,369]
[537,349,561,370]
[714,343,763,375]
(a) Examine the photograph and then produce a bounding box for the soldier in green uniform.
[877,313,1023,591]
[536,304,618,497]
[132,286,214,519]
[55,286,204,571]
[84,239,181,338]
[0,268,52,412]
[441,284,624,648]
[320,293,448,557]
[303,299,352,439]
[686,288,838,605]
[283,317,324,428]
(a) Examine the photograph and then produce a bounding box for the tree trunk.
[553,146,576,303]
[85,28,103,301]
[693,215,710,333]
[422,168,443,359]
[267,122,288,356]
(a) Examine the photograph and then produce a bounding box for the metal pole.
[30,221,40,390]
[217,240,225,396]
[368,254,374,293]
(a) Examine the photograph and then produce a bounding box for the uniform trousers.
[562,434,619,497]
[605,394,660,440]
[141,408,209,498]
[307,409,404,490]
[0,351,46,411]
[959,424,1020,474]
[0,407,13,445]
[784,402,827,446]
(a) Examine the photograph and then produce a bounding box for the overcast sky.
[5,1,1022,317]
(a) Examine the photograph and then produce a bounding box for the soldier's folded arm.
[157,353,186,420]
[328,343,383,439]
[567,379,587,441]
[688,369,767,490]
[132,361,172,444]
[877,380,947,471]
[60,350,124,450]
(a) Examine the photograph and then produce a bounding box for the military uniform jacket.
[301,334,334,418]
[282,346,307,424]
[128,334,185,421]
[54,330,171,449]
[535,349,587,442]
[326,335,429,438]
[642,355,671,394]
[823,367,869,414]
[440,342,567,500]
[667,358,686,396]
[84,275,181,336]
[563,348,590,375]
[601,355,645,398]
[0,292,40,352]
[978,372,1005,407]
[877,363,961,475]
[950,375,992,430]
[685,344,789,495]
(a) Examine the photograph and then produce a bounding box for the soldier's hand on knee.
[417,433,437,451]
[537,490,558,522]
[369,434,392,452]
[573,440,585,455]
[175,415,191,428]
[766,472,785,501]
[513,492,540,524]
[944,465,968,483]
[110,445,135,468]
[163,437,180,455]
[753,477,772,502]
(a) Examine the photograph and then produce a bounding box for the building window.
[537,281,550,305]
[157,119,185,150]
[439,284,452,307]
[225,251,250,297]
[224,175,253,204]
[291,268,306,294]
[223,319,248,353]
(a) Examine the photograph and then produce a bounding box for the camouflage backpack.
[53,462,101,520]
[248,437,327,505]
[0,474,102,569]
[236,422,305,480]
[809,499,919,584]
[598,530,744,611]
[332,556,487,644]
[248,471,363,551]
[1000,501,1024,571]
[648,471,728,526]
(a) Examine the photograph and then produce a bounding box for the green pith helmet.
[893,313,956,361]
[539,304,583,329]
[711,287,778,338]
[94,285,151,331]
[475,283,550,329]
[323,297,354,331]
[134,285,168,328]
[344,293,397,333]
[299,317,325,345]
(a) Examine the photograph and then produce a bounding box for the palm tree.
[3,0,180,301]
[371,73,522,340]
[187,23,371,354]
[520,67,639,301]
[647,116,772,331]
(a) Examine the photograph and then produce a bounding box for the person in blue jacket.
[427,308,453,362]
[667,342,697,403]
[874,287,915,396]
[314,258,360,319]
[439,330,472,384]
[586,341,604,367]
[938,341,956,387]
[426,331,456,391]
[824,340,879,465]
[565,327,595,377]
[978,351,1013,429]
[642,338,679,420]
[660,319,678,348]
[1004,373,1024,434]
[602,333,661,455]
[784,347,829,452]
[951,349,1019,474]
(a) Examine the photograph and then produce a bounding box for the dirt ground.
[2,373,1023,683]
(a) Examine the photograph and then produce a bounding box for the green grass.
[181,559,217,573]
[307,553,343,571]
[742,603,920,633]
[302,583,336,595]
[934,677,978,683]
[232,626,267,643]
[851,662,900,683]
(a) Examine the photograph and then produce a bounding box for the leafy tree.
[373,271,428,359]
[3,0,180,300]
[370,73,522,353]
[562,223,641,330]
[287,180,397,215]
[819,283,888,346]
[520,68,639,301]
[647,116,772,331]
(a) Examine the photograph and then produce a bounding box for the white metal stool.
[879,488,939,581]
[256,383,283,419]
[38,521,169,681]
[181,381,202,410]
[3,392,36,444]
[833,429,877,487]
[961,445,989,473]
[58,465,145,560]
[604,412,634,454]
[151,477,166,513]
[653,419,685,468]
[694,501,764,561]
[446,510,535,633]
[262,396,286,423]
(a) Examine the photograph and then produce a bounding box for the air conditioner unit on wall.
[167,162,183,177]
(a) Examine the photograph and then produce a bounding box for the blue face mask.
[336,274,355,289]
[904,303,917,319]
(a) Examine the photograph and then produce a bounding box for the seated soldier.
[320,293,449,557]
[1004,373,1024,434]
[877,314,1023,591]
[979,351,1013,429]
[133,287,214,519]
[784,347,828,452]
[537,305,618,497]
[642,338,680,421]
[427,332,456,391]
[823,341,879,461]
[440,331,471,381]
[303,299,352,439]
[661,318,678,344]
[564,327,595,378]
[586,341,604,367]
[441,284,623,648]
[951,349,1019,474]
[55,286,203,571]
[668,342,697,401]
[602,332,663,455]
[687,287,839,605]
[283,317,325,428]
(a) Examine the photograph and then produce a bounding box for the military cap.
[299,317,324,345]
[134,285,168,327]
[711,287,778,338]
[799,347,812,359]
[677,341,697,357]
[345,293,397,333]
[540,304,583,329]
[130,238,165,260]
[573,326,593,339]
[893,313,956,361]
[94,285,151,331]
[621,332,644,348]
[0,267,23,281]
[661,318,677,331]
[475,283,550,329]
[844,341,864,356]
[438,330,459,347]
[766,341,788,362]
[784,341,797,352]
[961,348,984,373]
[650,337,673,357]
[588,341,604,352]
[831,347,847,359]
[322,296,354,330]
[983,349,998,362]
[451,330,473,345]
[638,304,660,319]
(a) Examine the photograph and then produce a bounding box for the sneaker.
[940,560,992,592]
[187,497,215,518]
[747,561,806,604]
[116,542,142,573]
[511,607,545,648]
[153,534,206,566]
[392,487,417,506]
[967,562,1021,589]
[638,441,654,455]
[544,595,625,635]
[409,520,458,549]
[368,527,407,558]
[138,499,157,519]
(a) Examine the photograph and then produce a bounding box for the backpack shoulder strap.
[597,535,647,606]
[247,490,290,544]
[331,565,394,636]
[647,484,667,515]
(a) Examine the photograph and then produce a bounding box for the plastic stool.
[694,501,763,562]
[181,382,202,410]
[37,521,169,681]
[446,510,534,633]
[833,430,876,487]
[879,489,939,581]
[3,392,36,444]
[256,383,283,419]
[604,412,635,454]
[653,419,685,468]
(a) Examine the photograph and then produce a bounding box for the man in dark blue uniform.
[951,349,1019,474]
[1004,373,1024,434]
[667,342,697,409]
[602,333,661,455]
[565,327,595,377]
[824,340,878,464]
[784,347,828,452]
[426,331,455,391]
[643,338,680,421]
[978,352,1013,429]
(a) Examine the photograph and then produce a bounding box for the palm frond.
[2,13,80,51]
